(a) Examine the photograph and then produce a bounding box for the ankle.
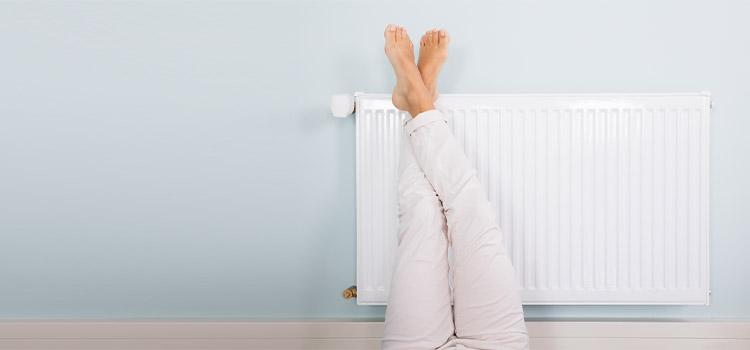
[406,89,435,117]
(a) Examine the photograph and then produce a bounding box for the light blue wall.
[1,0,748,319]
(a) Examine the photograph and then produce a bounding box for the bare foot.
[384,24,435,117]
[418,28,450,101]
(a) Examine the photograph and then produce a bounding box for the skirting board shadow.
[0,319,748,349]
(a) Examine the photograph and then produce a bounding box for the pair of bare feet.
[384,24,450,118]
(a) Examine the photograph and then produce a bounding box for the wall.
[0,0,748,319]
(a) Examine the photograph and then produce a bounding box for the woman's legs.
[404,110,530,350]
[383,23,529,349]
[381,24,454,350]
[404,26,529,350]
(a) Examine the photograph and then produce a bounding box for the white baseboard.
[0,319,748,349]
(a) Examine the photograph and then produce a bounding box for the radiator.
[333,92,711,306]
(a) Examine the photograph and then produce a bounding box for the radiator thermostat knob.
[331,94,355,118]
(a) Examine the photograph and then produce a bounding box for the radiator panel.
[355,93,710,305]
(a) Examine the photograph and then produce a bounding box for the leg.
[404,111,530,350]
[382,27,454,348]
[381,127,455,350]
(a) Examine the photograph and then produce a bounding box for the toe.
[400,27,413,47]
[384,24,396,41]
[401,28,414,49]
[396,26,403,42]
[430,30,438,44]
[438,28,450,45]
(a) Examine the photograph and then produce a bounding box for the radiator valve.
[342,285,357,299]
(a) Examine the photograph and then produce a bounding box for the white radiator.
[335,92,711,306]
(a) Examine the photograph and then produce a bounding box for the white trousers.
[381,109,529,350]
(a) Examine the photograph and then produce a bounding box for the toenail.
[390,25,395,31]
[440,30,445,36]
